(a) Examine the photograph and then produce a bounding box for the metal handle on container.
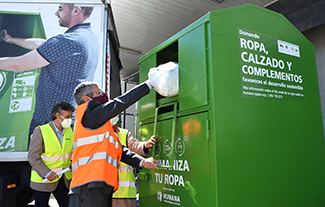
[152,102,178,168]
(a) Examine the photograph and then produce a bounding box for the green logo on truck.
[0,72,6,91]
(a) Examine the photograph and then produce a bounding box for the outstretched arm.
[0,49,50,72]
[120,145,158,170]
[82,82,151,129]
[1,29,46,50]
[127,133,156,156]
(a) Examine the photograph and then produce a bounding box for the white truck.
[0,1,122,206]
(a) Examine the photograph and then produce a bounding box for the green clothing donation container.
[137,4,325,207]
[0,11,45,151]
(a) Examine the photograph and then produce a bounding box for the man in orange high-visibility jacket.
[69,80,158,207]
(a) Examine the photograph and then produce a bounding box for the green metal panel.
[139,112,211,207]
[0,12,45,151]
[138,4,325,207]
[209,5,325,207]
[139,54,157,121]
[178,24,208,111]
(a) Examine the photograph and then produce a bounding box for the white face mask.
[60,115,72,128]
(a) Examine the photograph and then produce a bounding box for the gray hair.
[74,81,98,105]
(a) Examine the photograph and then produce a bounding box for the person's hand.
[144,79,154,89]
[47,172,59,181]
[1,29,12,43]
[144,136,156,148]
[142,157,159,169]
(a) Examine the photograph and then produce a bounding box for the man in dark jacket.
[69,80,158,207]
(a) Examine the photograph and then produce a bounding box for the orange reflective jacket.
[70,102,122,191]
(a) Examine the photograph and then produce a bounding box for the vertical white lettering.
[242,65,248,74]
[165,174,169,184]
[155,173,163,183]
[179,175,185,187]
[248,53,255,63]
[279,60,285,69]
[169,174,174,185]
[5,136,15,149]
[272,58,278,68]
[247,40,254,50]
[254,41,260,51]
[183,160,190,172]
[265,57,272,67]
[178,160,183,171]
[240,38,247,49]
[259,43,266,54]
[241,52,248,62]
[286,61,292,71]
[174,174,179,185]
[155,173,160,183]
[0,138,6,149]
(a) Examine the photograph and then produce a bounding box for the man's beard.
[58,17,71,27]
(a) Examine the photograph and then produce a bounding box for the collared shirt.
[34,23,99,125]
[52,121,65,146]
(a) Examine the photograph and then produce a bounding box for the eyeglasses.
[86,89,104,98]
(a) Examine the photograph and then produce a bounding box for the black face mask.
[92,93,109,104]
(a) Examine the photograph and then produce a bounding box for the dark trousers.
[33,177,69,207]
[69,186,113,207]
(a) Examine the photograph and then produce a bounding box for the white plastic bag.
[148,62,179,97]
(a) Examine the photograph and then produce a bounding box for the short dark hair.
[67,4,93,18]
[81,7,94,17]
[51,101,75,121]
[74,81,98,105]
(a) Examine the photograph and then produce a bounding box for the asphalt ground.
[27,194,59,207]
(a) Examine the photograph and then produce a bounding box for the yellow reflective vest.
[113,128,137,198]
[30,123,73,183]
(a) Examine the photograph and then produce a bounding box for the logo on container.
[157,191,162,202]
[175,138,185,156]
[11,101,20,110]
[163,139,172,156]
[278,40,300,58]
[157,191,181,205]
[0,72,6,91]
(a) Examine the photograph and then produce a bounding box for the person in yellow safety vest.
[111,116,156,207]
[28,101,74,207]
